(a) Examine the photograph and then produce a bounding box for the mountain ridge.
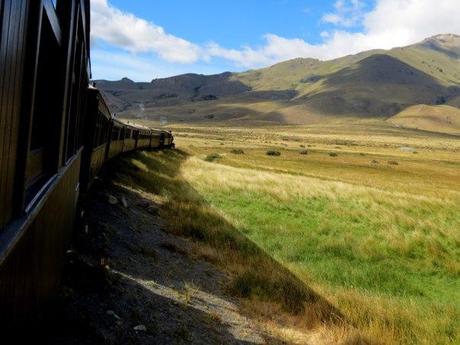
[95,34,460,131]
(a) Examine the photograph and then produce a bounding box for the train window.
[93,114,100,147]
[65,16,87,161]
[98,117,108,146]
[26,14,63,193]
[112,126,120,140]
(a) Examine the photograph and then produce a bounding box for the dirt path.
[44,180,281,345]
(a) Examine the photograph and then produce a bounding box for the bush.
[371,160,379,164]
[204,153,222,162]
[266,150,281,156]
[300,150,308,155]
[388,160,399,165]
[230,149,245,155]
[329,152,338,157]
[300,144,305,148]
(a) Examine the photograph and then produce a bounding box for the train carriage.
[80,85,111,189]
[122,123,137,152]
[0,0,173,330]
[150,129,164,149]
[163,130,175,148]
[136,128,152,150]
[0,0,91,327]
[108,118,125,159]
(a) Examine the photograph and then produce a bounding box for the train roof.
[88,85,111,120]
[88,85,172,134]
[114,119,171,134]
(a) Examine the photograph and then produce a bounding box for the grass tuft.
[266,150,281,156]
[204,153,222,162]
[230,149,245,155]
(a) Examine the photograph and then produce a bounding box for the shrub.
[329,152,338,157]
[388,160,399,165]
[266,150,281,156]
[371,160,379,164]
[204,153,222,162]
[230,149,245,155]
[300,144,305,148]
[300,150,308,155]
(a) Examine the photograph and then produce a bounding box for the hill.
[95,34,460,128]
[388,104,460,135]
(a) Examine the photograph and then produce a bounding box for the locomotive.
[0,0,173,328]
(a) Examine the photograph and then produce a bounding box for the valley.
[94,33,460,344]
[112,119,460,344]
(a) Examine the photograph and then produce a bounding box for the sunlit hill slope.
[95,34,460,133]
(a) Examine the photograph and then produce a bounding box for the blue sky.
[107,0,361,46]
[91,0,459,81]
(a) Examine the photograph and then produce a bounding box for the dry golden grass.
[113,119,459,344]
[388,104,460,135]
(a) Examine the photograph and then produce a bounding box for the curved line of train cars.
[82,86,174,189]
[0,0,173,329]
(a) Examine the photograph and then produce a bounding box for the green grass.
[196,189,458,301]
[112,122,460,344]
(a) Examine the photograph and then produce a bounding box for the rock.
[108,195,118,205]
[400,146,416,153]
[106,310,121,320]
[147,205,159,215]
[137,200,150,208]
[133,324,147,332]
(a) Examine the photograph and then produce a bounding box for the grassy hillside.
[389,104,460,135]
[96,34,460,130]
[115,121,460,344]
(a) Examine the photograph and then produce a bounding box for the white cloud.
[322,0,367,27]
[91,0,200,63]
[91,0,460,72]
[210,0,460,67]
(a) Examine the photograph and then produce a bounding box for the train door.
[159,132,165,148]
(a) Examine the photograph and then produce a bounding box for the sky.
[91,0,460,81]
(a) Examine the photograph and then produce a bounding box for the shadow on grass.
[107,149,359,333]
[40,185,277,345]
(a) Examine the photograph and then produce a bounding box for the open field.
[116,119,459,344]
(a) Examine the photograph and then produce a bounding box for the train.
[82,85,174,190]
[0,0,173,329]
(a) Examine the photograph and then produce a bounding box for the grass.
[113,121,459,344]
[230,149,245,155]
[122,40,460,129]
[204,153,222,162]
[388,104,460,135]
[267,150,281,156]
